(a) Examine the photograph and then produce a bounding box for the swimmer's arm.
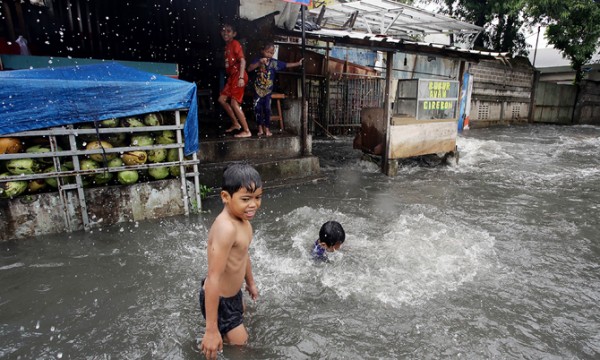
[244,256,259,301]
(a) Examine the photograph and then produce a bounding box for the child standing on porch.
[218,23,252,138]
[247,42,303,137]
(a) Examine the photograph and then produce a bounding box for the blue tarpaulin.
[0,62,199,155]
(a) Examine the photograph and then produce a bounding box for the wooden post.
[528,70,540,123]
[324,40,331,136]
[301,5,310,155]
[382,51,394,176]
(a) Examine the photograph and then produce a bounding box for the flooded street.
[1,124,599,359]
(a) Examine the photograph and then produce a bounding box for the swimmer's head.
[318,221,345,252]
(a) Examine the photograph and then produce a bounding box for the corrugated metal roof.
[309,0,482,39]
[277,27,508,62]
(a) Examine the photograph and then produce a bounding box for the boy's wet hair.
[319,221,345,247]
[222,163,262,195]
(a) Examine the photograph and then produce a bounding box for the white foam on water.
[453,136,515,170]
[447,134,600,194]
[29,262,65,268]
[252,205,497,308]
[0,262,25,270]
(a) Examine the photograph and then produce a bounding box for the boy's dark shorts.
[199,279,244,336]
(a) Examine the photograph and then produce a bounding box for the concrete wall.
[282,98,302,136]
[0,179,188,241]
[468,58,534,127]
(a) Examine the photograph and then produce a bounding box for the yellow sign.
[423,101,454,110]
[309,0,332,8]
[428,81,451,99]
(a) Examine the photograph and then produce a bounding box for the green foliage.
[526,0,600,84]
[189,185,211,214]
[199,184,211,200]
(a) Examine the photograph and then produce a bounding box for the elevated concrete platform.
[197,107,322,190]
[197,155,322,190]
[199,132,306,163]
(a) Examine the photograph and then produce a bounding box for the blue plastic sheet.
[0,62,199,155]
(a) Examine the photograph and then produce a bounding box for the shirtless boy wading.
[199,164,262,360]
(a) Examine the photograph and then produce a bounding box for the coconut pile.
[0,111,189,199]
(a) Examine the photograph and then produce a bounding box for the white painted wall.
[240,0,300,29]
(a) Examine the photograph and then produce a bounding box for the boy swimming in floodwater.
[312,221,345,261]
[199,163,263,360]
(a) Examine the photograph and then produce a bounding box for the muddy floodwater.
[1,124,599,359]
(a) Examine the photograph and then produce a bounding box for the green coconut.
[148,166,170,180]
[107,157,124,168]
[155,130,176,144]
[117,170,139,185]
[93,172,113,185]
[103,132,128,147]
[43,164,74,188]
[6,158,41,175]
[86,141,117,162]
[147,148,167,163]
[61,161,75,171]
[99,118,119,128]
[26,144,61,165]
[130,134,154,147]
[169,165,181,177]
[0,173,28,199]
[120,117,145,127]
[143,112,164,126]
[79,158,99,171]
[166,148,179,162]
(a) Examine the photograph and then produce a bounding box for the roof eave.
[275,28,508,63]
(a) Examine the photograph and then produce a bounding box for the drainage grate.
[512,105,521,119]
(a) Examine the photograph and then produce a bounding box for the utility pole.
[532,26,541,67]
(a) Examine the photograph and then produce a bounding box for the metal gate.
[308,74,385,136]
[532,82,577,124]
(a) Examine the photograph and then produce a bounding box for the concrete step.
[197,155,322,190]
[197,116,321,190]
[199,132,303,163]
